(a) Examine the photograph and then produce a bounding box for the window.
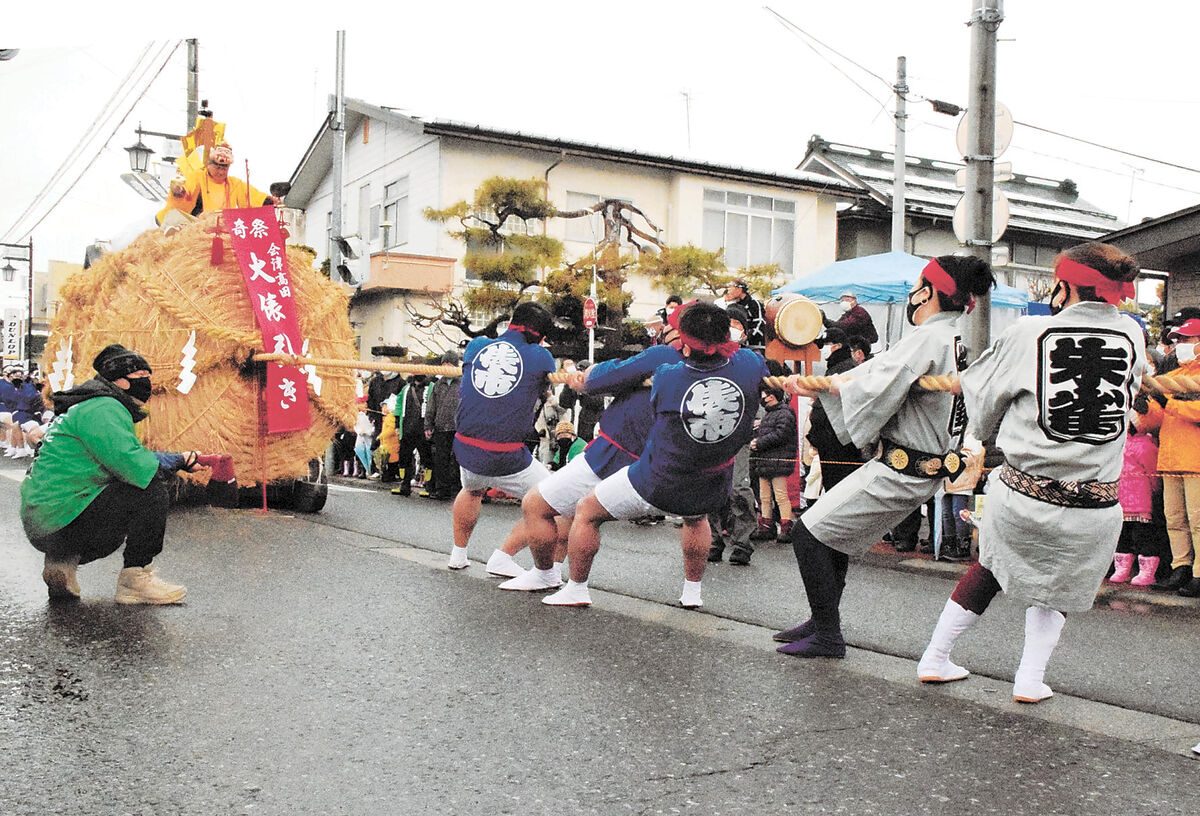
[565,191,603,244]
[1012,242,1037,266]
[382,177,409,248]
[701,188,795,274]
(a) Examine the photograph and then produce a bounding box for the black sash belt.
[997,463,1119,509]
[879,439,965,480]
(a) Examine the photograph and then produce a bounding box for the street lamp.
[124,125,154,173]
[1,261,13,283]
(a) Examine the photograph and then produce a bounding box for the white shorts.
[0,412,11,425]
[19,420,40,434]
[593,466,673,521]
[460,458,549,500]
[538,454,601,518]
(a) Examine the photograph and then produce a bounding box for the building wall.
[304,115,843,356]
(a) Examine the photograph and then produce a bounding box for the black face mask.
[906,285,932,326]
[1048,281,1068,316]
[124,377,153,403]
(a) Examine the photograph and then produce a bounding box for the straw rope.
[255,354,1200,397]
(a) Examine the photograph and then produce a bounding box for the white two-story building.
[286,99,862,359]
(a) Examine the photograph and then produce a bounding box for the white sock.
[567,578,587,591]
[680,580,702,604]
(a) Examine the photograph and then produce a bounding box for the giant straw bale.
[44,212,356,485]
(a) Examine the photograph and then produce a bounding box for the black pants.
[29,478,169,568]
[791,520,849,637]
[398,433,433,490]
[430,430,460,497]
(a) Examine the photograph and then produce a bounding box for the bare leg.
[452,488,486,550]
[553,515,571,564]
[518,488,559,571]
[680,515,712,582]
[567,493,614,583]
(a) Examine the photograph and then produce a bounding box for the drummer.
[776,256,995,658]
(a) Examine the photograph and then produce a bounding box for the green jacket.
[20,379,160,540]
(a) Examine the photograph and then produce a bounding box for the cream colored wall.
[44,260,82,322]
[437,140,840,323]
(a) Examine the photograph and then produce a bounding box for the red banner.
[224,205,312,434]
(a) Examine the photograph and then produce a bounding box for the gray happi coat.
[804,311,965,555]
[963,301,1146,612]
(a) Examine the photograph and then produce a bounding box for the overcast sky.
[4,1,1198,270]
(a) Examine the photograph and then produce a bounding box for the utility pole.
[330,31,346,282]
[962,0,1003,359]
[25,237,33,373]
[891,56,907,253]
[186,39,199,132]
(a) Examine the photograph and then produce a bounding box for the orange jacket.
[1156,360,1200,474]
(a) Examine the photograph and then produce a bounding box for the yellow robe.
[156,168,270,224]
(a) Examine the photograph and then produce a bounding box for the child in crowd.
[1111,395,1162,585]
[353,396,374,478]
[749,382,798,542]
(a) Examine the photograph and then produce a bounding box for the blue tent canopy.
[774,251,1029,310]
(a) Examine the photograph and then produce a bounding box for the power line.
[6,41,182,243]
[2,43,157,242]
[762,7,1200,181]
[765,7,892,118]
[764,7,894,91]
[1011,120,1200,176]
[916,117,1200,197]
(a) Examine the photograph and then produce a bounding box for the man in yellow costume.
[156,142,277,227]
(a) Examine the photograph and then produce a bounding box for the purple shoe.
[772,619,815,643]
[776,633,846,658]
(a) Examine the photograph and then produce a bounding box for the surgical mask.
[729,327,744,344]
[1178,343,1198,364]
[838,300,852,314]
[905,286,931,326]
[124,376,153,403]
[1048,281,1068,316]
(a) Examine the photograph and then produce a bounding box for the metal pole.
[891,56,907,253]
[25,237,33,373]
[186,39,199,132]
[330,31,347,282]
[589,262,597,365]
[962,0,1003,360]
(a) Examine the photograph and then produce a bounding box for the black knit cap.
[93,343,152,381]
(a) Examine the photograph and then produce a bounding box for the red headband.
[1055,257,1135,306]
[920,259,976,313]
[668,299,739,358]
[506,324,542,341]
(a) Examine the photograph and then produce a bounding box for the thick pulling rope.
[252,353,1200,396]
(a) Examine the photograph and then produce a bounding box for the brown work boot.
[43,554,81,601]
[114,566,187,605]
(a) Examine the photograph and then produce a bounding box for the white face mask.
[839,300,853,314]
[1178,343,1197,364]
[729,327,744,344]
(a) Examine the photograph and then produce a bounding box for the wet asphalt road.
[2,463,1200,816]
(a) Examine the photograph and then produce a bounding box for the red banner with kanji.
[224,205,312,433]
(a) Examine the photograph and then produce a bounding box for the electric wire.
[6,41,182,243]
[764,6,1200,183]
[1,42,156,242]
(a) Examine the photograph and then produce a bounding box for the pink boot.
[1109,552,1134,583]
[1130,555,1160,587]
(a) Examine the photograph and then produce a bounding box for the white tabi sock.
[679,580,703,608]
[1013,606,1065,703]
[917,599,978,683]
